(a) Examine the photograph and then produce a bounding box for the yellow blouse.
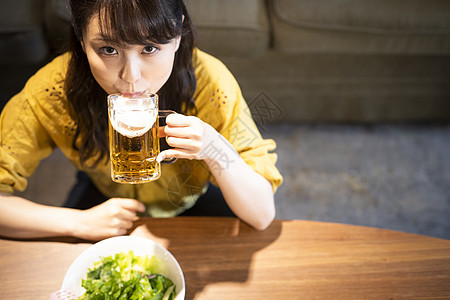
[0,49,283,217]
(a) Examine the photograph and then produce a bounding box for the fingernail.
[156,153,164,163]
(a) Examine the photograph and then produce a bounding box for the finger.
[156,150,172,163]
[164,125,201,140]
[157,149,195,162]
[110,227,128,237]
[117,219,134,230]
[111,216,134,230]
[159,126,166,138]
[116,207,140,221]
[116,199,146,213]
[166,136,200,151]
[165,113,193,127]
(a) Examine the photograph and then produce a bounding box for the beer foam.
[110,109,156,138]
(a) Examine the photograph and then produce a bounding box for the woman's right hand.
[73,198,146,241]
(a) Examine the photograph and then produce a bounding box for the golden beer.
[108,93,161,183]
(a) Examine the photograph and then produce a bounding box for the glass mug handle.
[159,110,178,164]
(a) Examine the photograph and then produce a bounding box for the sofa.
[1,0,450,122]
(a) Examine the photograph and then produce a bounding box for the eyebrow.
[91,36,108,42]
[89,36,122,47]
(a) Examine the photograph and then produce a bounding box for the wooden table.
[0,217,449,299]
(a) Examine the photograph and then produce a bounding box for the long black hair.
[65,0,196,167]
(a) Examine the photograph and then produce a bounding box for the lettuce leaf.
[78,251,176,300]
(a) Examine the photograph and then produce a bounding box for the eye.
[142,45,158,55]
[99,46,118,55]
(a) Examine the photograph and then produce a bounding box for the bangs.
[96,0,182,46]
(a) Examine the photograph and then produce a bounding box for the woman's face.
[82,14,181,96]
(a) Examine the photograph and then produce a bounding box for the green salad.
[78,251,176,300]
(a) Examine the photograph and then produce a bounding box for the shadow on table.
[131,217,282,299]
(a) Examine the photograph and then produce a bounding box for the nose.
[120,56,141,85]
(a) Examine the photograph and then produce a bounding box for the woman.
[0,0,282,241]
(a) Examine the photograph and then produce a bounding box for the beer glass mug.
[107,92,176,184]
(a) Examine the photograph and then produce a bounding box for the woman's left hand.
[157,114,224,162]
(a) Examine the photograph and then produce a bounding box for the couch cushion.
[0,0,49,65]
[44,0,71,52]
[271,0,450,54]
[185,0,269,58]
[222,51,450,122]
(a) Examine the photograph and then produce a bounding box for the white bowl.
[61,236,185,299]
